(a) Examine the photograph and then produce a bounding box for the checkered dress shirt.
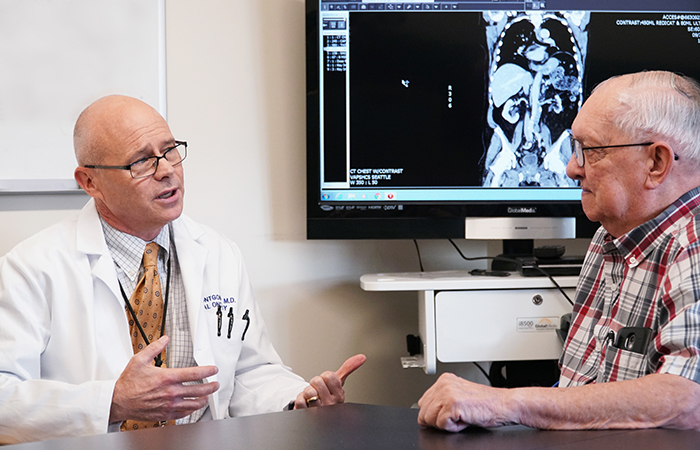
[101,219,207,423]
[559,187,700,387]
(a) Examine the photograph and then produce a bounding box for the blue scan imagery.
[482,11,590,187]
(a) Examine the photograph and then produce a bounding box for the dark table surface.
[6,403,700,449]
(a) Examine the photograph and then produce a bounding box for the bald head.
[73,95,167,166]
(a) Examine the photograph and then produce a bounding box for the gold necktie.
[121,242,175,431]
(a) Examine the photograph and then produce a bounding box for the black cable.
[447,239,574,306]
[472,362,490,383]
[413,239,425,272]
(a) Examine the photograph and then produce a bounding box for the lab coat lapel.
[75,199,133,370]
[75,199,122,303]
[172,217,222,418]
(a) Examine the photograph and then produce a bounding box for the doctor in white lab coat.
[0,95,365,445]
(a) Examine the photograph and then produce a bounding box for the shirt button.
[629,256,637,265]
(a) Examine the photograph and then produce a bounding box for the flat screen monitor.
[306,0,700,240]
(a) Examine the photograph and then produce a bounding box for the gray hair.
[595,71,700,162]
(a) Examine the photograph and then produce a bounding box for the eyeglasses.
[569,136,657,167]
[83,141,187,179]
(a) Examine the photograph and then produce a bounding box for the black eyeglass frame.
[570,136,678,167]
[83,141,188,179]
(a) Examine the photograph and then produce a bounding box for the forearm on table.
[507,373,700,430]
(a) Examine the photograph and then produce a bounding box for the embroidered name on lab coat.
[203,293,235,310]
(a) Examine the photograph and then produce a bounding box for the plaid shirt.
[559,187,700,387]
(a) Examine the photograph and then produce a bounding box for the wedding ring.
[305,396,319,406]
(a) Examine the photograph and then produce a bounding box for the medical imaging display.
[347,12,484,188]
[308,1,700,239]
[332,9,700,190]
[482,11,587,188]
[350,11,587,189]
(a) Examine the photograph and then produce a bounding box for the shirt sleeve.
[653,242,700,383]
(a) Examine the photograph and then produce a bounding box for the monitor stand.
[492,239,533,271]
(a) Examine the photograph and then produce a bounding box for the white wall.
[0,0,592,407]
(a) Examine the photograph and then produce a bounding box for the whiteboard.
[0,0,166,192]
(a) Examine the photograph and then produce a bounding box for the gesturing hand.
[110,336,220,423]
[293,354,367,409]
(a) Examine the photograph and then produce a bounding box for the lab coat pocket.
[208,303,243,361]
[198,303,244,418]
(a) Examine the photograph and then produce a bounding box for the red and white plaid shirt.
[560,187,700,387]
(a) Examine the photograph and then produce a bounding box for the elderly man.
[0,95,365,444]
[418,71,700,430]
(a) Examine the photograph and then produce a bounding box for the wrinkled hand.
[110,336,220,423]
[293,354,367,409]
[417,373,514,432]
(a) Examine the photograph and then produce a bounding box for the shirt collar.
[605,187,700,267]
[100,218,171,282]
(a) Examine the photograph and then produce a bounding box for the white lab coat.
[0,200,308,444]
